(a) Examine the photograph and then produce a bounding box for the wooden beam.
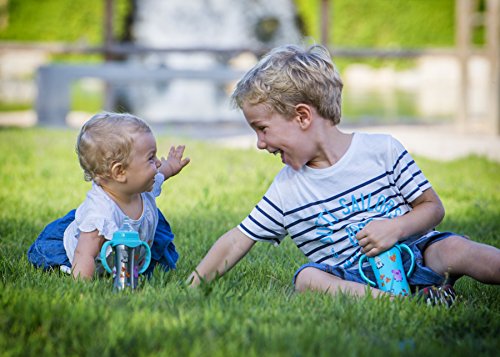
[486,0,500,135]
[320,0,330,46]
[456,0,474,132]
[103,0,116,110]
[0,0,8,30]
[104,0,114,61]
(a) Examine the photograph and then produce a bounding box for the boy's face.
[242,102,315,170]
[124,132,161,193]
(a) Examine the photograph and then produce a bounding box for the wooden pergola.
[317,0,499,135]
[102,0,499,135]
[455,0,499,135]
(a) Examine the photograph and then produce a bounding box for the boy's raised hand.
[159,145,190,179]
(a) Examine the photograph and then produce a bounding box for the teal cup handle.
[399,243,415,277]
[99,240,151,274]
[358,243,415,296]
[100,240,114,274]
[358,254,377,286]
[138,241,152,274]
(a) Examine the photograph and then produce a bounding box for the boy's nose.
[155,157,161,168]
[257,140,268,150]
[256,134,267,150]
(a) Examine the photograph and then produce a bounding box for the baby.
[28,112,189,279]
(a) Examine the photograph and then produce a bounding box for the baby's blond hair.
[76,112,151,182]
[231,44,343,124]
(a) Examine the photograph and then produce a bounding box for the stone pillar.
[36,66,71,126]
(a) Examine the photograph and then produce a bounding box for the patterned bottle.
[100,218,151,290]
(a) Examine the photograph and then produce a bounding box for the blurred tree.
[295,0,456,48]
[0,0,130,43]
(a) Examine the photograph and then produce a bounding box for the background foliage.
[296,0,456,48]
[0,0,130,43]
[1,0,458,47]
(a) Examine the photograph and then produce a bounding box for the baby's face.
[125,132,161,193]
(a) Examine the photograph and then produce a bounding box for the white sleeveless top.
[63,173,165,273]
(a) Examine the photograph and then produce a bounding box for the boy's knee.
[425,235,468,260]
[295,267,319,292]
[424,235,478,274]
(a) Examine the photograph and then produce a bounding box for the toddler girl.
[28,112,190,279]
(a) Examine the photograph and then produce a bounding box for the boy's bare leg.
[294,267,387,298]
[424,235,500,284]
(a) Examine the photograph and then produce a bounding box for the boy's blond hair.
[231,44,343,125]
[76,112,151,182]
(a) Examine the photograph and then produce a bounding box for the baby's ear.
[110,162,127,182]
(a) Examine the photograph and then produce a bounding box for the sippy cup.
[358,243,415,296]
[100,218,151,290]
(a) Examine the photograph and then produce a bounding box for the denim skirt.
[27,209,178,275]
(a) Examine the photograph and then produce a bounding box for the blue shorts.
[293,231,462,290]
[27,209,178,275]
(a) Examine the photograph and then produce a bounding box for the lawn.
[0,127,499,356]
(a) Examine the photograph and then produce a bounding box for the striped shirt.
[238,132,431,269]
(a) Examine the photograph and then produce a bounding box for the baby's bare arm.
[72,230,105,280]
[188,227,256,286]
[356,188,445,257]
[159,145,190,179]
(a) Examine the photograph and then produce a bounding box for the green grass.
[1,127,499,356]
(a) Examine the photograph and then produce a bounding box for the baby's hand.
[159,145,190,179]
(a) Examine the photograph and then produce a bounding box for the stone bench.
[36,62,245,126]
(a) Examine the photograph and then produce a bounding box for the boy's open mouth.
[272,149,286,164]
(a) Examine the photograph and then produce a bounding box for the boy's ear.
[110,162,127,183]
[294,103,313,129]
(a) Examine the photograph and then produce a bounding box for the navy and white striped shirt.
[238,132,431,269]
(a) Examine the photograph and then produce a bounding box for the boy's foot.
[414,284,457,308]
